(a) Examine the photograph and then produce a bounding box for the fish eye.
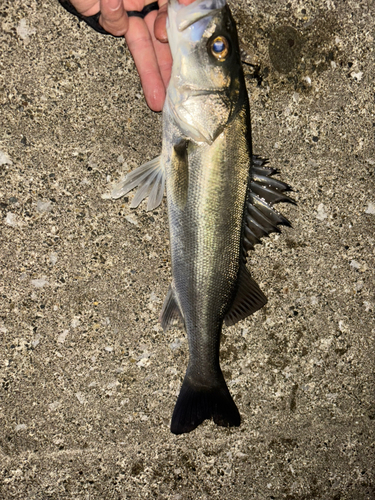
[210,36,229,61]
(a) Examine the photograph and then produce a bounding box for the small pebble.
[5,212,18,227]
[0,150,12,165]
[36,200,52,213]
[316,203,328,221]
[125,215,138,226]
[16,18,36,43]
[71,317,80,328]
[50,253,58,265]
[31,277,49,288]
[350,71,363,81]
[15,424,27,431]
[170,339,183,350]
[75,392,86,405]
[57,330,69,343]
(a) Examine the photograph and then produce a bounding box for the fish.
[111,0,294,434]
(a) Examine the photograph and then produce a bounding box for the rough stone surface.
[1,0,374,498]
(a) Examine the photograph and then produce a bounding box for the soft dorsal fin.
[159,284,184,331]
[243,155,293,252]
[111,156,165,211]
[224,266,267,326]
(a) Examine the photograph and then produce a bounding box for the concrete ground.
[0,0,374,498]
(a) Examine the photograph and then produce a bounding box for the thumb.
[100,0,129,37]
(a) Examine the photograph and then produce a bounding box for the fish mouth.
[168,0,226,31]
[167,0,227,58]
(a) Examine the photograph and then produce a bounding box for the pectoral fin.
[111,156,165,211]
[224,265,267,326]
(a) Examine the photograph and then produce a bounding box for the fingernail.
[106,0,121,11]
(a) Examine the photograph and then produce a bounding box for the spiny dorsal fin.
[111,156,165,211]
[159,284,184,331]
[243,155,293,252]
[224,265,267,326]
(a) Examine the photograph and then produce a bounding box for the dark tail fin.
[170,373,241,435]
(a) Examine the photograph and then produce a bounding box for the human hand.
[67,0,196,112]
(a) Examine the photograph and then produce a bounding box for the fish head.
[166,0,244,144]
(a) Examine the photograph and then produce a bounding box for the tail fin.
[170,374,241,435]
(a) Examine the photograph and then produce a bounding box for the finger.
[70,0,100,16]
[152,36,172,89]
[154,0,196,43]
[99,0,129,36]
[154,2,168,43]
[125,17,165,111]
[144,8,172,88]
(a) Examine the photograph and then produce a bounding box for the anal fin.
[224,266,267,327]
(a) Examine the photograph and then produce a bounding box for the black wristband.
[128,2,159,18]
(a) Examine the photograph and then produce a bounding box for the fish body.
[112,0,293,434]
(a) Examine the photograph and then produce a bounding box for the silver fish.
[112,0,293,434]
